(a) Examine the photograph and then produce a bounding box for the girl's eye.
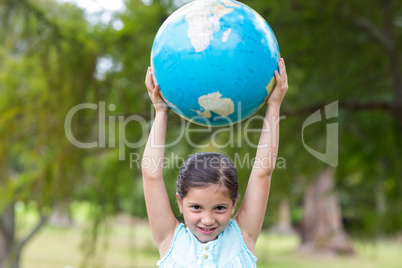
[192,205,201,210]
[215,206,226,211]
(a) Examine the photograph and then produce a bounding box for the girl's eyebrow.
[215,203,230,206]
[187,202,230,206]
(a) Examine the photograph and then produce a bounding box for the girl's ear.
[176,192,183,213]
[231,197,239,215]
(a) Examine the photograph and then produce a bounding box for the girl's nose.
[201,215,215,226]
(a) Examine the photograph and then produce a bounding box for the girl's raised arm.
[234,59,288,252]
[142,67,179,256]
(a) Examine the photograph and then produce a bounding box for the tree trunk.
[271,198,295,234]
[0,204,48,268]
[299,168,354,255]
[49,204,75,227]
[0,204,15,268]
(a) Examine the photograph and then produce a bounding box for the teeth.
[201,227,214,231]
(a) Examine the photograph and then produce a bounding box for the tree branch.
[282,100,400,117]
[353,16,394,52]
[19,0,81,43]
[0,204,15,251]
[14,211,48,262]
[341,101,399,112]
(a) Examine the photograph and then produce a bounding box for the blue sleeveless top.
[157,219,257,267]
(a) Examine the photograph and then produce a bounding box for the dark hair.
[176,152,239,203]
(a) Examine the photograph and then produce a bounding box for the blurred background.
[0,0,401,267]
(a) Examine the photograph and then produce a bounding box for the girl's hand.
[145,67,169,112]
[267,58,288,109]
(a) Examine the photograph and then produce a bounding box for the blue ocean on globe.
[151,0,280,127]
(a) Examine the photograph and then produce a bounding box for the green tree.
[0,0,103,266]
[245,0,402,252]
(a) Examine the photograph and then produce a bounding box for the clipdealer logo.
[64,101,339,167]
[302,101,338,167]
[63,101,284,161]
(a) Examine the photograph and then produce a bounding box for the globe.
[151,0,280,127]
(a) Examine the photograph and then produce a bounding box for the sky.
[56,0,191,77]
[59,0,125,13]
[58,0,126,26]
[57,0,127,77]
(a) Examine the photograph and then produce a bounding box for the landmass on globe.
[185,1,234,52]
[266,77,276,95]
[220,0,241,8]
[195,92,235,119]
[222,29,231,42]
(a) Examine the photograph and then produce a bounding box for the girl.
[143,59,288,267]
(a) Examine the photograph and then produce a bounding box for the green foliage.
[1,2,401,265]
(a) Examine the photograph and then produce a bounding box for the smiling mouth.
[200,227,215,231]
[198,227,217,234]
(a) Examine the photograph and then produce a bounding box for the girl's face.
[176,184,237,243]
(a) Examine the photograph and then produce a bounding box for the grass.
[22,220,159,268]
[255,232,402,268]
[21,218,402,268]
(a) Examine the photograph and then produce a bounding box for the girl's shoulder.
[157,222,201,267]
[218,219,257,259]
[158,222,185,264]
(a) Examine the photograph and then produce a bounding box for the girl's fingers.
[279,59,288,85]
[145,67,150,83]
[145,67,155,91]
[275,70,282,86]
[154,84,161,97]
